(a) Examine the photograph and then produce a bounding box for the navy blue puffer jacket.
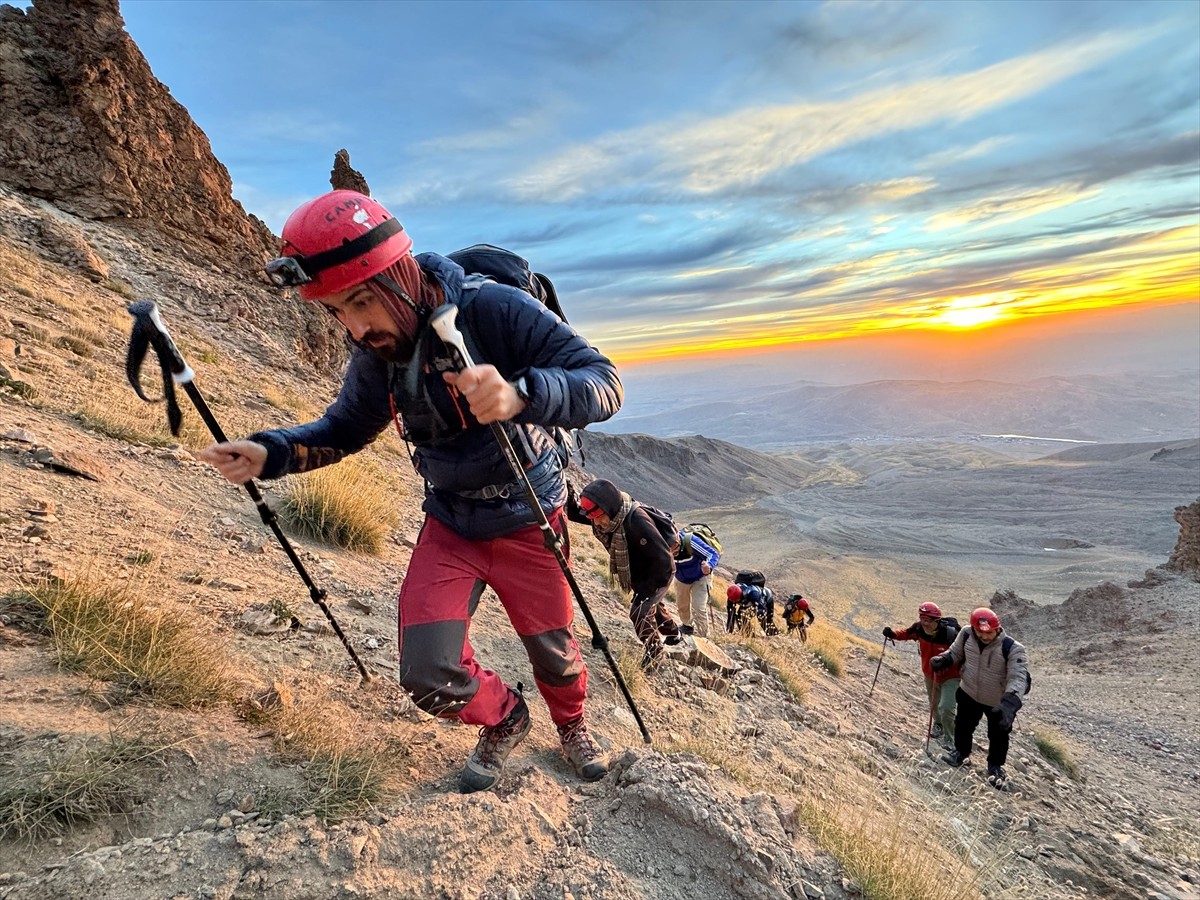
[251,253,623,540]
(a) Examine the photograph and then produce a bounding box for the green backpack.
[683,523,723,556]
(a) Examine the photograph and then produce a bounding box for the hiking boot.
[556,716,608,782]
[987,765,1007,786]
[942,749,970,768]
[663,634,683,646]
[459,692,532,794]
[930,722,944,739]
[679,624,695,636]
[640,643,664,672]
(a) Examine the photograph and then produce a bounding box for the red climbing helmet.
[918,602,942,618]
[970,608,1000,633]
[726,584,743,601]
[794,596,810,611]
[266,190,413,300]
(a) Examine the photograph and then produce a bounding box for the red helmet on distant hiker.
[726,584,743,601]
[918,602,942,618]
[970,608,1000,633]
[267,190,413,300]
[794,596,809,611]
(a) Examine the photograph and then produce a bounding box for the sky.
[118,0,1200,380]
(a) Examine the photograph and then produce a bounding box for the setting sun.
[932,295,1010,329]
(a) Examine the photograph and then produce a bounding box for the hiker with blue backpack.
[931,607,1030,788]
[672,525,721,638]
[726,572,779,635]
[197,189,622,794]
[569,478,682,670]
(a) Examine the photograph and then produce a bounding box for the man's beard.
[362,331,414,362]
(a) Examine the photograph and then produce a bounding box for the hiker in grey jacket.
[931,607,1028,785]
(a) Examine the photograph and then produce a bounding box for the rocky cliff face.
[1167,498,1200,573]
[0,0,274,271]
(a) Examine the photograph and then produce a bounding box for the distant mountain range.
[595,370,1200,449]
[577,432,823,512]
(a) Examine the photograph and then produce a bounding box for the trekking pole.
[123,301,371,684]
[924,685,937,754]
[430,305,652,744]
[868,635,892,697]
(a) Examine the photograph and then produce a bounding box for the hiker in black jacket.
[198,190,621,795]
[569,479,681,669]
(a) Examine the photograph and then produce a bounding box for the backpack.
[734,570,766,589]
[637,504,681,555]
[682,523,723,556]
[447,244,582,465]
[1001,636,1032,695]
[447,244,567,323]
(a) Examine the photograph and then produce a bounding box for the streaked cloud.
[507,29,1154,201]
[924,184,1102,232]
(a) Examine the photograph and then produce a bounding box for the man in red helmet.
[931,607,1029,787]
[197,190,623,794]
[883,602,961,748]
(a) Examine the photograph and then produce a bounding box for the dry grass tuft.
[1032,728,1083,782]
[75,382,213,449]
[738,633,809,703]
[0,732,165,841]
[663,731,757,786]
[247,678,409,822]
[281,458,402,554]
[53,333,95,357]
[806,619,847,677]
[601,645,649,703]
[68,323,108,346]
[103,278,137,299]
[1,574,242,707]
[795,773,984,900]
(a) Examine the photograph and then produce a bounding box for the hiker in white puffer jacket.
[931,607,1029,787]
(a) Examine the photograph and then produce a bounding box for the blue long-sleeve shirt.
[673,533,719,584]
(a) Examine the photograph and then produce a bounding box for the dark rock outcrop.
[0,0,274,269]
[1166,498,1200,573]
[330,149,371,195]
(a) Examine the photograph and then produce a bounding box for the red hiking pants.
[396,510,588,728]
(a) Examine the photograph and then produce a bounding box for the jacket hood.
[580,479,623,517]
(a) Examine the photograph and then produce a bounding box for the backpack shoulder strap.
[1001,636,1013,658]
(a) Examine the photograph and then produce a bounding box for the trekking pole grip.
[124,301,371,684]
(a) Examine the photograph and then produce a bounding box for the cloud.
[916,137,1014,171]
[506,28,1154,202]
[923,183,1102,232]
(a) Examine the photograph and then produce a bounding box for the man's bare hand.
[443,365,525,424]
[195,440,267,485]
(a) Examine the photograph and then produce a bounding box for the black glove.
[995,692,1022,730]
[882,627,896,639]
[929,653,951,672]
